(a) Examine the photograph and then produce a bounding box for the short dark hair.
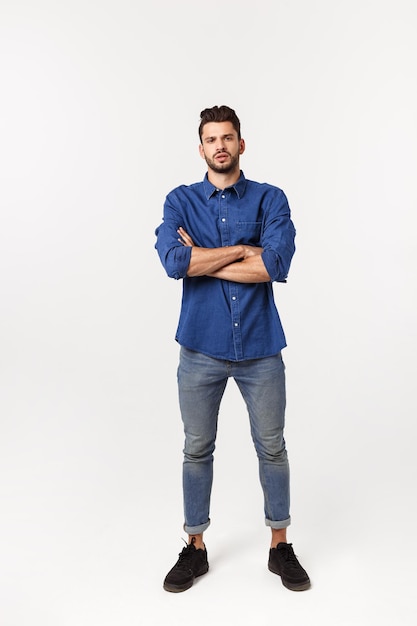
[198,105,241,142]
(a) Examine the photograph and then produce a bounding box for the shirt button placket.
[219,191,229,246]
[230,288,243,360]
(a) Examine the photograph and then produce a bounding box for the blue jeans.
[177,347,291,534]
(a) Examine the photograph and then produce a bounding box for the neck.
[207,167,241,190]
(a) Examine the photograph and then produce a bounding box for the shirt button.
[221,218,226,222]
[232,296,236,301]
[221,195,225,198]
[234,322,239,327]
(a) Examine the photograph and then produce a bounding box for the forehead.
[200,121,237,139]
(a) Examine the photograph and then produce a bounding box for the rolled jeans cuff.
[265,516,291,530]
[183,519,211,535]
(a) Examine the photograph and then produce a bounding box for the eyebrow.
[203,133,235,142]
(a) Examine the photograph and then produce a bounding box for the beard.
[203,150,240,175]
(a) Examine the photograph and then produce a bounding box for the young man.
[155,105,310,592]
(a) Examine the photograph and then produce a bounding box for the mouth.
[215,152,229,161]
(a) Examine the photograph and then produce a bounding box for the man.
[155,105,310,592]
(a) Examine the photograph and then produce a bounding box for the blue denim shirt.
[155,171,296,361]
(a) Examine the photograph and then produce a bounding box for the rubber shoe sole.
[268,562,311,591]
[163,564,209,593]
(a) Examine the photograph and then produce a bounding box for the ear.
[239,138,245,155]
[199,144,205,159]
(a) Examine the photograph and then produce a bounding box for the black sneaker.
[268,542,311,591]
[163,541,209,592]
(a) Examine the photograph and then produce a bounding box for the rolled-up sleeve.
[155,193,192,280]
[261,190,296,282]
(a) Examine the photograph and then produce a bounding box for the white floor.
[1,382,416,626]
[2,502,415,626]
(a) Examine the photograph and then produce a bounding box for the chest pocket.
[236,221,263,246]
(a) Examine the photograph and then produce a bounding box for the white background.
[1,1,416,624]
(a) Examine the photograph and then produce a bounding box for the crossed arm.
[177,227,271,283]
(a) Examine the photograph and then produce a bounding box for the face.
[199,121,245,175]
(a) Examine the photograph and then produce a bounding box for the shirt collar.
[203,171,247,200]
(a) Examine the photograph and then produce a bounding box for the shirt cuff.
[167,245,192,279]
[261,249,282,282]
